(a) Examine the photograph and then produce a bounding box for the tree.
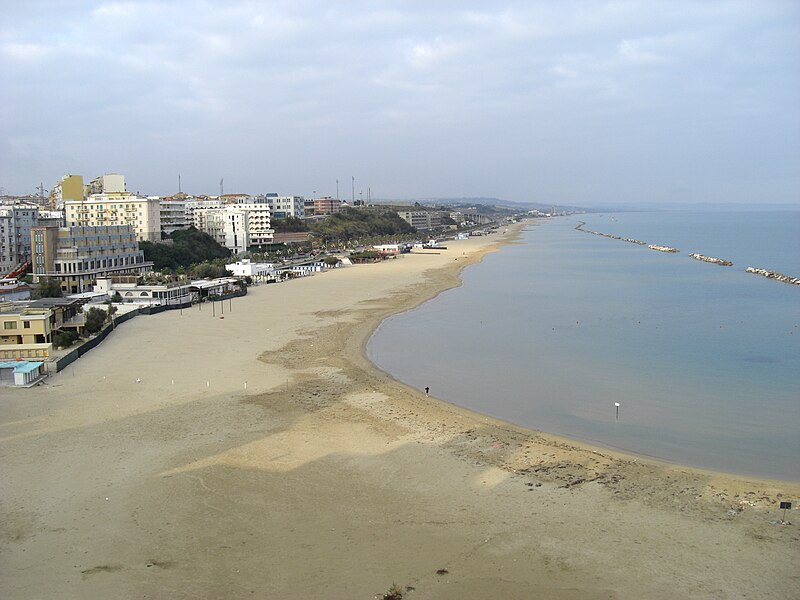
[139,227,230,271]
[84,307,108,335]
[32,277,63,299]
[52,329,79,349]
[310,208,415,244]
[111,291,123,303]
[191,261,231,279]
[323,256,341,267]
[272,216,309,233]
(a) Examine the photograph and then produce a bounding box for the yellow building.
[0,303,53,359]
[60,175,84,201]
[64,193,162,242]
[0,298,86,360]
[49,175,85,209]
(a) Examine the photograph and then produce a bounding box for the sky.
[1,1,798,206]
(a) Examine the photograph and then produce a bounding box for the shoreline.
[360,222,797,487]
[2,223,799,599]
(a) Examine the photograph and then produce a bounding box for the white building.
[238,202,273,248]
[159,199,189,234]
[225,258,278,281]
[94,277,196,306]
[65,193,162,242]
[275,261,326,278]
[190,203,273,254]
[261,194,305,219]
[186,199,223,230]
[221,209,249,254]
[87,173,126,195]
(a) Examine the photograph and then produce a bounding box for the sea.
[367,210,800,481]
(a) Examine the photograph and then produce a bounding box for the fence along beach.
[1,223,798,599]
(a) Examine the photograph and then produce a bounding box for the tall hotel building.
[31,225,152,294]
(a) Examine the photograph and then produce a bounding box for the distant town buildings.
[449,210,493,227]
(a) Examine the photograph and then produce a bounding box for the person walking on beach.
[425,386,430,396]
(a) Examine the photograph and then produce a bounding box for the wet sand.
[1,225,798,599]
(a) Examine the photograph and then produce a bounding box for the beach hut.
[0,360,45,386]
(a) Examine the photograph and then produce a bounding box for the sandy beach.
[1,225,798,599]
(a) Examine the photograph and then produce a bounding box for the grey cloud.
[1,0,798,204]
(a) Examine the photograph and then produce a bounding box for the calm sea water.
[367,211,800,481]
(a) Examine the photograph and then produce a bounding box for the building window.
[3,322,17,330]
[24,321,31,329]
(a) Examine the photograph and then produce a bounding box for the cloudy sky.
[1,1,798,206]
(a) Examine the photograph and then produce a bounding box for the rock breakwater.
[575,220,797,287]
[574,222,647,245]
[648,245,679,253]
[745,267,800,285]
[689,253,732,266]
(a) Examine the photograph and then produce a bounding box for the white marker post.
[614,402,620,420]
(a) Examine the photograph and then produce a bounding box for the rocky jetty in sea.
[648,245,679,253]
[574,222,647,245]
[689,253,733,266]
[745,267,800,285]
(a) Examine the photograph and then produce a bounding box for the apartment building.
[396,210,442,230]
[237,202,273,248]
[31,225,152,294]
[50,174,84,208]
[212,209,249,254]
[159,198,189,234]
[186,199,224,230]
[86,173,126,195]
[314,197,341,216]
[0,203,39,275]
[64,193,161,242]
[189,202,273,253]
[261,194,305,219]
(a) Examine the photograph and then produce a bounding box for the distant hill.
[372,197,588,213]
[419,196,587,212]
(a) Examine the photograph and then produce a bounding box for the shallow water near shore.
[368,211,800,481]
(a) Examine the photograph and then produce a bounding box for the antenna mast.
[220,178,224,197]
